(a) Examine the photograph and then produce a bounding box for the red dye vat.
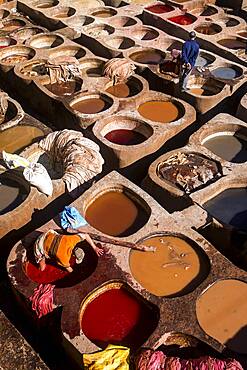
[146,4,174,13]
[104,129,146,145]
[81,287,157,349]
[169,14,195,25]
[25,257,76,284]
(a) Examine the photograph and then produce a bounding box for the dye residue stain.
[203,134,247,163]
[196,279,247,354]
[85,191,140,236]
[105,129,146,145]
[0,178,28,215]
[145,4,174,13]
[168,15,195,25]
[71,98,106,114]
[130,236,203,296]
[106,83,130,98]
[0,125,44,153]
[1,54,30,64]
[81,287,156,348]
[138,101,179,123]
[203,188,247,231]
[131,50,163,65]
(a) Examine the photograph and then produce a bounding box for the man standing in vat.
[179,31,200,92]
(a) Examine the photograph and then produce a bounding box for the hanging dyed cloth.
[83,344,130,370]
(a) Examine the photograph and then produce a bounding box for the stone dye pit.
[137,101,181,123]
[203,188,247,231]
[43,80,82,96]
[145,4,174,14]
[80,283,158,349]
[168,14,196,26]
[130,234,209,297]
[105,129,146,145]
[211,66,242,80]
[196,279,247,354]
[156,152,220,193]
[85,190,149,236]
[129,49,164,65]
[202,132,247,163]
[0,125,45,153]
[0,176,29,215]
[70,97,109,114]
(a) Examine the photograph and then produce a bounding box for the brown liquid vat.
[105,75,145,100]
[28,33,64,49]
[0,36,16,48]
[40,75,83,97]
[0,18,26,32]
[195,22,222,36]
[0,45,36,71]
[127,47,166,66]
[190,5,219,17]
[0,8,9,19]
[103,36,135,51]
[66,92,118,128]
[0,95,24,131]
[217,37,246,50]
[16,58,48,82]
[84,23,115,38]
[90,7,117,18]
[110,16,139,28]
[129,232,210,297]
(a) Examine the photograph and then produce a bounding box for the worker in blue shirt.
[179,31,199,92]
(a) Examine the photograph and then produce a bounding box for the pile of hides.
[39,129,104,192]
[29,284,55,318]
[135,349,244,370]
[83,344,130,369]
[157,152,220,193]
[46,56,82,84]
[103,58,136,84]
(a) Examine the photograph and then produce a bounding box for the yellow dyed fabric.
[83,344,130,370]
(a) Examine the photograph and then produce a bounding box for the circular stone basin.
[225,18,240,27]
[191,6,218,16]
[138,100,183,123]
[0,175,29,215]
[145,3,174,13]
[132,27,159,41]
[168,14,196,26]
[85,189,150,236]
[211,66,242,80]
[0,125,45,153]
[48,45,86,60]
[195,23,222,35]
[105,130,146,145]
[203,187,247,231]
[19,59,48,78]
[195,52,215,67]
[0,9,9,19]
[0,19,26,33]
[0,47,35,65]
[238,31,247,39]
[52,7,76,18]
[217,38,246,50]
[24,240,98,288]
[0,37,16,48]
[203,132,247,163]
[29,34,64,49]
[189,81,222,96]
[85,24,114,37]
[130,234,210,297]
[105,76,143,98]
[43,79,82,96]
[79,58,105,77]
[110,16,137,28]
[70,94,112,115]
[104,36,135,50]
[65,15,94,30]
[130,49,165,65]
[91,8,117,18]
[196,279,247,354]
[12,27,44,42]
[80,283,158,349]
[32,0,59,8]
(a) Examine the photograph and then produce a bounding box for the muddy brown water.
[1,54,30,64]
[195,25,220,35]
[44,80,79,96]
[131,50,163,65]
[130,235,209,296]
[106,83,130,98]
[196,279,247,354]
[138,101,179,123]
[203,133,247,163]
[0,177,29,214]
[218,39,246,49]
[203,188,247,231]
[0,125,44,153]
[71,97,108,114]
[85,190,149,236]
